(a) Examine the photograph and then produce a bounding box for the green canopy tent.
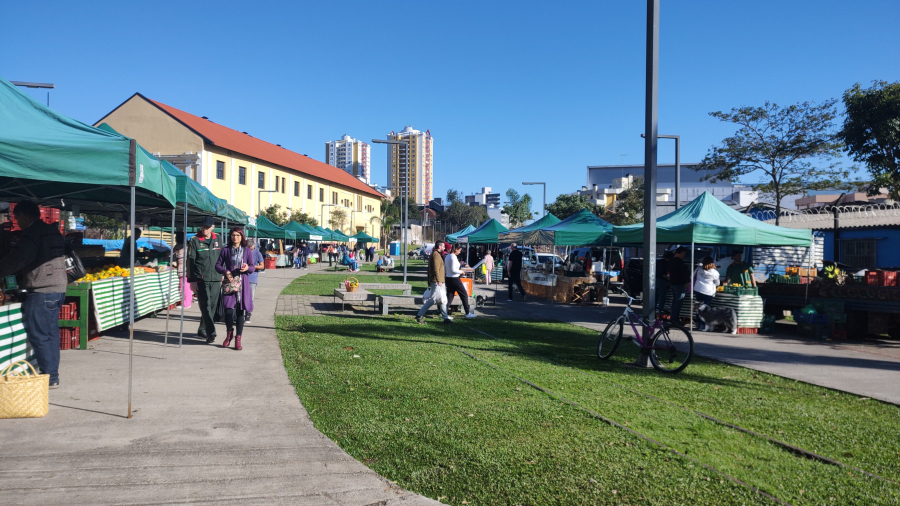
[524,209,614,246]
[350,231,379,243]
[254,215,296,240]
[284,221,324,241]
[0,75,182,417]
[312,225,336,241]
[499,213,562,244]
[457,219,510,244]
[445,225,476,244]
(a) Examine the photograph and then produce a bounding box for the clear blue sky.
[2,1,898,209]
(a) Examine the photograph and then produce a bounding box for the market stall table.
[660,291,765,332]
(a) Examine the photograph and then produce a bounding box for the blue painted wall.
[824,228,900,268]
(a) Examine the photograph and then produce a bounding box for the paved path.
[1,267,441,506]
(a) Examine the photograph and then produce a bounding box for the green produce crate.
[738,287,758,295]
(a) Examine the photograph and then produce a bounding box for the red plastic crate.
[865,270,897,287]
[59,327,80,350]
[736,327,758,334]
[8,204,62,231]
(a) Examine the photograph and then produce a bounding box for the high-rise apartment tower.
[326,135,370,185]
[387,126,433,204]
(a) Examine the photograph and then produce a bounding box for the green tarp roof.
[312,226,337,240]
[523,209,614,246]
[284,221,324,241]
[254,215,296,240]
[457,219,509,244]
[445,225,477,244]
[350,231,379,243]
[0,77,177,211]
[499,213,562,243]
[612,192,812,246]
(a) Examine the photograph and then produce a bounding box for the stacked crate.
[865,270,897,287]
[59,328,79,350]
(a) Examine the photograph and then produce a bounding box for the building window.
[294,181,299,197]
[281,177,286,193]
[842,239,877,270]
[307,185,313,199]
[332,192,338,205]
[319,188,324,202]
[258,172,265,189]
[216,161,225,180]
[238,166,246,185]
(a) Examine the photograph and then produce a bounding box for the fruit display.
[81,264,168,282]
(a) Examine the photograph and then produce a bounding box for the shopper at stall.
[669,247,690,323]
[245,241,264,323]
[482,249,495,285]
[173,232,192,309]
[188,217,222,344]
[655,250,673,314]
[724,250,756,288]
[507,243,526,302]
[445,244,476,318]
[215,227,255,350]
[118,228,142,267]
[416,241,450,324]
[0,201,66,388]
[693,256,720,331]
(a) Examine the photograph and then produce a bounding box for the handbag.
[222,275,242,295]
[213,288,226,322]
[0,361,49,419]
[65,243,87,283]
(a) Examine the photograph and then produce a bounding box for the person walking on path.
[188,217,222,344]
[445,244,476,318]
[173,232,192,309]
[245,241,264,323]
[368,245,376,263]
[507,243,526,302]
[724,250,756,288]
[0,200,66,388]
[416,241,450,324]
[668,247,690,324]
[482,249,495,285]
[693,256,720,331]
[655,250,673,314]
[215,227,255,350]
[327,244,335,266]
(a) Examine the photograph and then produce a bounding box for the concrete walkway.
[0,267,441,506]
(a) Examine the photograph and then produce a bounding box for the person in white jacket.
[693,256,720,330]
[444,244,475,318]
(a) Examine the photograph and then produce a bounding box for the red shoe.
[222,330,233,348]
[234,335,242,350]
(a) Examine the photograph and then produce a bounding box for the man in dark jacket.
[0,201,67,388]
[188,217,222,343]
[507,243,526,302]
[416,241,450,324]
[668,247,690,323]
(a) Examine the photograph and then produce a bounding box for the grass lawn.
[281,272,430,297]
[276,313,900,505]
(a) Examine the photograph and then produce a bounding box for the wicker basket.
[344,277,359,292]
[0,361,49,419]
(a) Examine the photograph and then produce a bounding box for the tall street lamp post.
[320,203,338,233]
[372,138,411,285]
[11,81,55,107]
[642,133,680,208]
[522,182,546,217]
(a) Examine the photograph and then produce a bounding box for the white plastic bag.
[434,284,448,304]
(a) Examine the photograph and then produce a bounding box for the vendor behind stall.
[118,228,144,267]
[0,200,67,389]
[724,250,756,288]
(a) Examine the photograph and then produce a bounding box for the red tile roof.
[138,94,384,199]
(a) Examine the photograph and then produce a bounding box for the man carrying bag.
[416,241,450,324]
[187,217,222,343]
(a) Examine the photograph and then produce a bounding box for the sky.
[2,0,898,210]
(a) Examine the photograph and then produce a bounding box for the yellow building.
[95,93,384,236]
[387,126,433,204]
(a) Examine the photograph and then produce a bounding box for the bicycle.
[597,286,694,373]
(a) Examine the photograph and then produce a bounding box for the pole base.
[626,352,653,369]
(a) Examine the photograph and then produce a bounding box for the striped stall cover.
[91,271,182,331]
[0,303,33,373]
[661,292,764,328]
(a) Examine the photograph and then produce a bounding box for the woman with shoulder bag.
[215,227,256,350]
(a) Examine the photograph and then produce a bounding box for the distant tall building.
[326,135,371,185]
[387,126,433,204]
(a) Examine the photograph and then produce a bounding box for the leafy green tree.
[546,194,606,220]
[446,188,463,205]
[391,195,419,222]
[838,80,900,199]
[289,210,317,228]
[260,204,289,226]
[601,177,644,226]
[693,100,847,224]
[83,214,123,238]
[441,201,488,230]
[502,189,535,228]
[329,208,348,232]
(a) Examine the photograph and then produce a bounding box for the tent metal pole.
[179,204,187,348]
[127,186,135,419]
[805,240,812,303]
[163,207,175,358]
[690,241,694,332]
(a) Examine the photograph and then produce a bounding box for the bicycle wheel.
[597,317,625,359]
[649,324,694,373]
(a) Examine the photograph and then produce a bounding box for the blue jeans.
[23,292,66,383]
[670,284,687,320]
[655,277,669,312]
[417,283,449,320]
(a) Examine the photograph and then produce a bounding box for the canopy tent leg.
[163,207,175,358]
[690,241,694,332]
[805,241,812,303]
[178,204,187,348]
[127,186,135,419]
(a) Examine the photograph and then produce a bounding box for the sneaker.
[443,319,453,324]
[49,381,59,390]
[465,312,477,319]
[415,316,424,325]
[446,315,454,321]
[206,334,216,344]
[245,313,252,323]
[506,298,514,302]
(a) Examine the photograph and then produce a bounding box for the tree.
[838,80,900,199]
[441,201,487,230]
[546,194,606,220]
[602,177,644,226]
[329,208,348,232]
[260,204,289,226]
[446,188,463,205]
[693,100,847,224]
[371,199,400,243]
[289,210,317,228]
[83,214,123,239]
[502,189,535,228]
[392,195,419,222]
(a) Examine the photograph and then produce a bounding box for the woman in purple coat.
[215,227,256,350]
